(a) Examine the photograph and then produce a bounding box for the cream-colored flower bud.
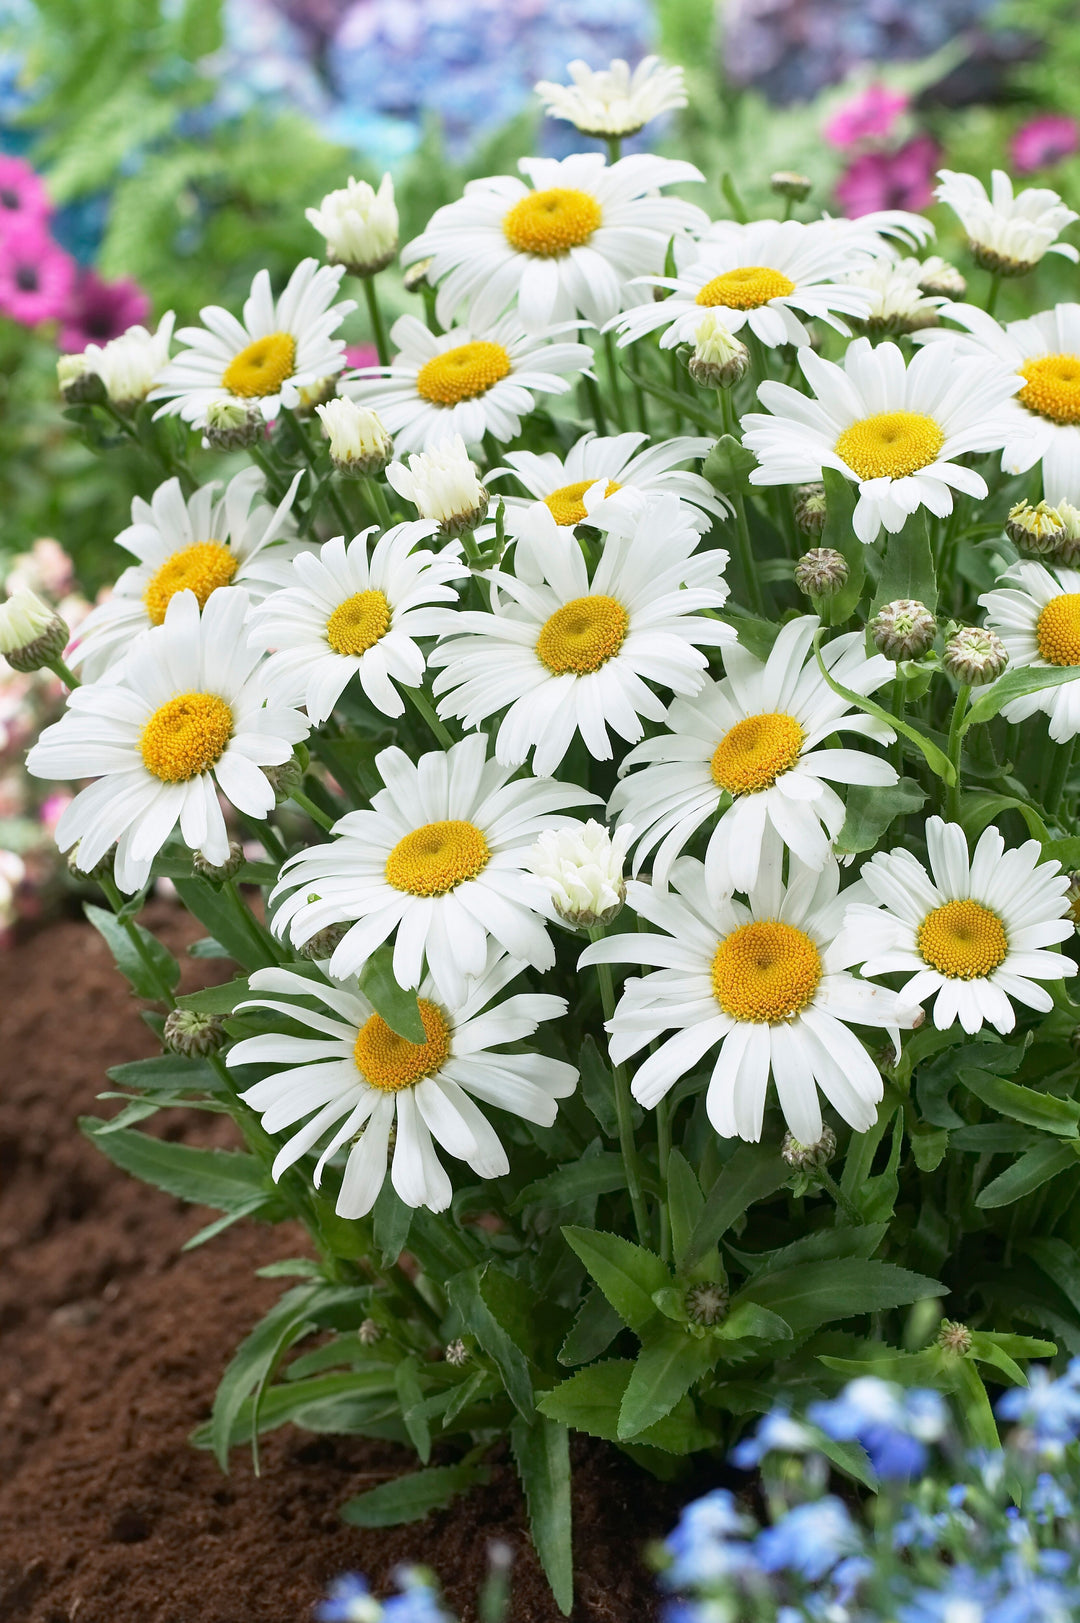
[781,1125,837,1170]
[916,256,967,300]
[794,483,827,537]
[935,1319,973,1356]
[386,437,488,537]
[0,589,69,672]
[1055,501,1080,566]
[685,1282,729,1326]
[316,398,393,476]
[163,1008,227,1058]
[770,171,812,201]
[192,838,246,883]
[943,625,1009,685]
[83,313,175,410]
[687,313,749,389]
[57,352,104,404]
[203,398,263,451]
[306,174,399,276]
[527,819,632,929]
[1006,498,1066,558]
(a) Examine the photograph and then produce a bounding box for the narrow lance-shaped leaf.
[510,1414,573,1616]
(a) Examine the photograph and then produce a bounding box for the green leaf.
[813,631,955,783]
[85,902,180,1000]
[684,1146,787,1269]
[618,1325,716,1439]
[175,977,251,1015]
[714,1303,792,1344]
[394,1355,432,1464]
[106,1052,220,1094]
[820,466,865,622]
[578,1036,620,1137]
[962,663,1080,734]
[702,433,757,493]
[558,1287,624,1366]
[562,1227,670,1334]
[173,0,225,58]
[445,1266,535,1418]
[211,1285,320,1470]
[182,1194,270,1251]
[173,876,277,970]
[736,1260,943,1335]
[720,171,749,223]
[911,1125,949,1172]
[834,778,926,856]
[372,1180,414,1266]
[80,1117,267,1210]
[192,1369,396,1449]
[510,1415,573,1616]
[341,1459,491,1527]
[870,511,937,614]
[960,791,1051,844]
[358,943,425,1043]
[1022,1237,1080,1323]
[537,1360,713,1454]
[666,1149,705,1273]
[512,1153,627,1214]
[976,1140,1080,1208]
[958,1067,1080,1138]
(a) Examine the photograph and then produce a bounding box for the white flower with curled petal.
[935,170,1079,276]
[534,56,687,139]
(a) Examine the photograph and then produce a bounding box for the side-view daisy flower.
[934,169,1079,275]
[270,732,598,1002]
[430,494,733,777]
[150,259,356,427]
[533,56,687,140]
[228,948,577,1217]
[248,523,465,725]
[742,337,1021,544]
[68,467,305,681]
[846,818,1073,1034]
[343,311,592,452]
[27,588,309,893]
[580,850,919,1146]
[609,219,876,351]
[401,152,707,335]
[980,560,1080,741]
[611,616,897,899]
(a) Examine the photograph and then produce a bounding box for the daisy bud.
[67,841,115,882]
[265,754,305,805]
[0,589,69,673]
[1056,501,1080,566]
[527,819,632,929]
[316,397,393,476]
[936,1319,973,1356]
[781,1126,836,1170]
[192,838,245,883]
[84,314,175,410]
[403,256,434,294]
[203,398,263,451]
[793,483,827,537]
[358,1317,382,1346]
[685,1281,729,1327]
[944,625,1009,686]
[770,170,812,202]
[1006,498,1066,558]
[306,174,398,278]
[295,376,338,413]
[794,547,848,601]
[870,600,937,662]
[444,1338,469,1367]
[687,313,749,389]
[916,257,967,301]
[57,351,104,405]
[299,921,351,961]
[163,1008,227,1058]
[386,437,489,537]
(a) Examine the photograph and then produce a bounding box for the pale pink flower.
[825,84,908,151]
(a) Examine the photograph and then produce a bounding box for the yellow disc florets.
[384,819,491,897]
[710,712,805,796]
[543,479,622,527]
[1019,354,1080,425]
[917,898,1009,980]
[695,266,796,310]
[1036,593,1080,666]
[326,589,391,656]
[535,594,629,675]
[711,920,823,1023]
[222,331,297,398]
[415,341,513,406]
[139,691,233,782]
[503,187,602,257]
[835,411,946,480]
[354,998,451,1091]
[143,542,238,626]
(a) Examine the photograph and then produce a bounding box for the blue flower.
[753,1497,862,1581]
[663,1489,756,1588]
[731,1407,818,1468]
[316,1574,383,1623]
[998,1367,1080,1451]
[809,1378,946,1480]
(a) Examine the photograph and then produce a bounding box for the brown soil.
[0,906,697,1623]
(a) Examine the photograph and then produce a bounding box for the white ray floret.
[533,56,687,139]
[980,560,1080,742]
[934,169,1079,275]
[82,311,175,408]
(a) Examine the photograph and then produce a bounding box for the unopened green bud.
[944,625,1009,685]
[870,599,937,662]
[265,755,305,805]
[403,257,434,294]
[57,352,105,404]
[192,838,245,883]
[1055,501,1080,566]
[203,399,263,451]
[794,483,827,537]
[781,1126,836,1171]
[67,842,115,882]
[163,1008,227,1057]
[936,1319,973,1355]
[794,547,847,600]
[1006,499,1065,558]
[687,313,749,388]
[299,921,351,961]
[0,590,70,673]
[770,171,812,202]
[685,1281,729,1327]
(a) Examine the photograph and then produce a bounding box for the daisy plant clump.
[24,67,1080,1615]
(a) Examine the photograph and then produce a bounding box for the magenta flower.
[0,154,52,226]
[57,270,150,352]
[825,84,909,150]
[834,135,940,218]
[1012,114,1079,176]
[0,221,76,327]
[345,342,379,370]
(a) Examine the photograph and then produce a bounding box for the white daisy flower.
[430,493,734,778]
[68,468,305,682]
[269,732,599,1003]
[980,560,1080,741]
[611,616,897,900]
[228,948,577,1218]
[343,311,593,453]
[741,337,1022,545]
[248,523,466,725]
[609,219,877,351]
[305,173,399,276]
[83,311,175,409]
[401,152,708,336]
[579,849,918,1145]
[845,817,1073,1035]
[528,818,633,929]
[934,169,1079,276]
[842,257,950,336]
[386,436,489,535]
[533,56,687,140]
[27,588,309,894]
[149,259,356,428]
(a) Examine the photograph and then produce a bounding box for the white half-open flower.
[305,174,398,275]
[845,817,1073,1035]
[842,257,949,335]
[528,818,633,928]
[316,397,392,473]
[344,312,592,453]
[229,948,576,1217]
[610,219,877,350]
[980,560,1080,741]
[430,493,733,777]
[0,588,59,657]
[386,435,488,533]
[742,337,1021,544]
[533,56,687,139]
[27,587,309,893]
[83,312,176,408]
[269,732,599,1003]
[935,169,1079,275]
[248,523,465,725]
[612,616,897,899]
[580,849,918,1145]
[68,468,305,681]
[149,259,356,427]
[401,152,707,335]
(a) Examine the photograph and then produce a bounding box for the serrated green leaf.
[106,1052,220,1094]
[578,1036,619,1137]
[372,1180,414,1266]
[562,1227,670,1334]
[958,1067,1080,1137]
[175,977,251,1015]
[173,876,277,970]
[558,1287,624,1366]
[212,1284,321,1470]
[394,1355,432,1463]
[445,1265,535,1418]
[976,1139,1080,1208]
[510,1415,573,1616]
[341,1459,490,1527]
[813,631,954,782]
[85,902,180,1000]
[618,1326,716,1439]
[537,1360,714,1454]
[819,466,865,621]
[359,943,425,1043]
[702,433,757,492]
[714,1302,792,1344]
[962,663,1080,734]
[80,1117,267,1209]
[736,1260,944,1334]
[684,1146,787,1269]
[834,777,926,856]
[512,1152,627,1214]
[666,1149,704,1274]
[870,511,937,614]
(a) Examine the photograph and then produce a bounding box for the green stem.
[583,372,608,436]
[223,877,281,962]
[1046,736,1077,820]
[605,135,622,165]
[588,929,649,1247]
[890,677,907,778]
[985,271,1002,320]
[719,387,765,617]
[45,655,80,689]
[946,684,971,823]
[238,810,288,865]
[363,475,393,530]
[403,684,455,749]
[290,789,336,833]
[362,275,391,366]
[100,875,178,1009]
[817,1168,863,1226]
[656,1095,673,1264]
[602,330,628,431]
[248,440,289,506]
[326,481,357,538]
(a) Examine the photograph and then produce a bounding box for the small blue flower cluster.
[317,1566,453,1623]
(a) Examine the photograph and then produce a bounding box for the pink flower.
[345,343,379,370]
[6,538,75,600]
[57,269,150,352]
[834,135,940,218]
[0,220,76,327]
[0,155,52,226]
[39,791,72,832]
[1012,114,1079,176]
[825,84,908,150]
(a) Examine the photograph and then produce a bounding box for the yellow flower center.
[142,541,238,627]
[1019,353,1080,425]
[1036,592,1080,666]
[415,340,512,406]
[917,898,1008,980]
[710,712,805,796]
[543,478,622,527]
[139,691,233,783]
[326,589,391,656]
[503,187,602,257]
[221,331,297,398]
[354,998,451,1092]
[695,265,796,310]
[535,594,629,675]
[834,412,946,480]
[711,920,823,1024]
[385,819,491,897]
